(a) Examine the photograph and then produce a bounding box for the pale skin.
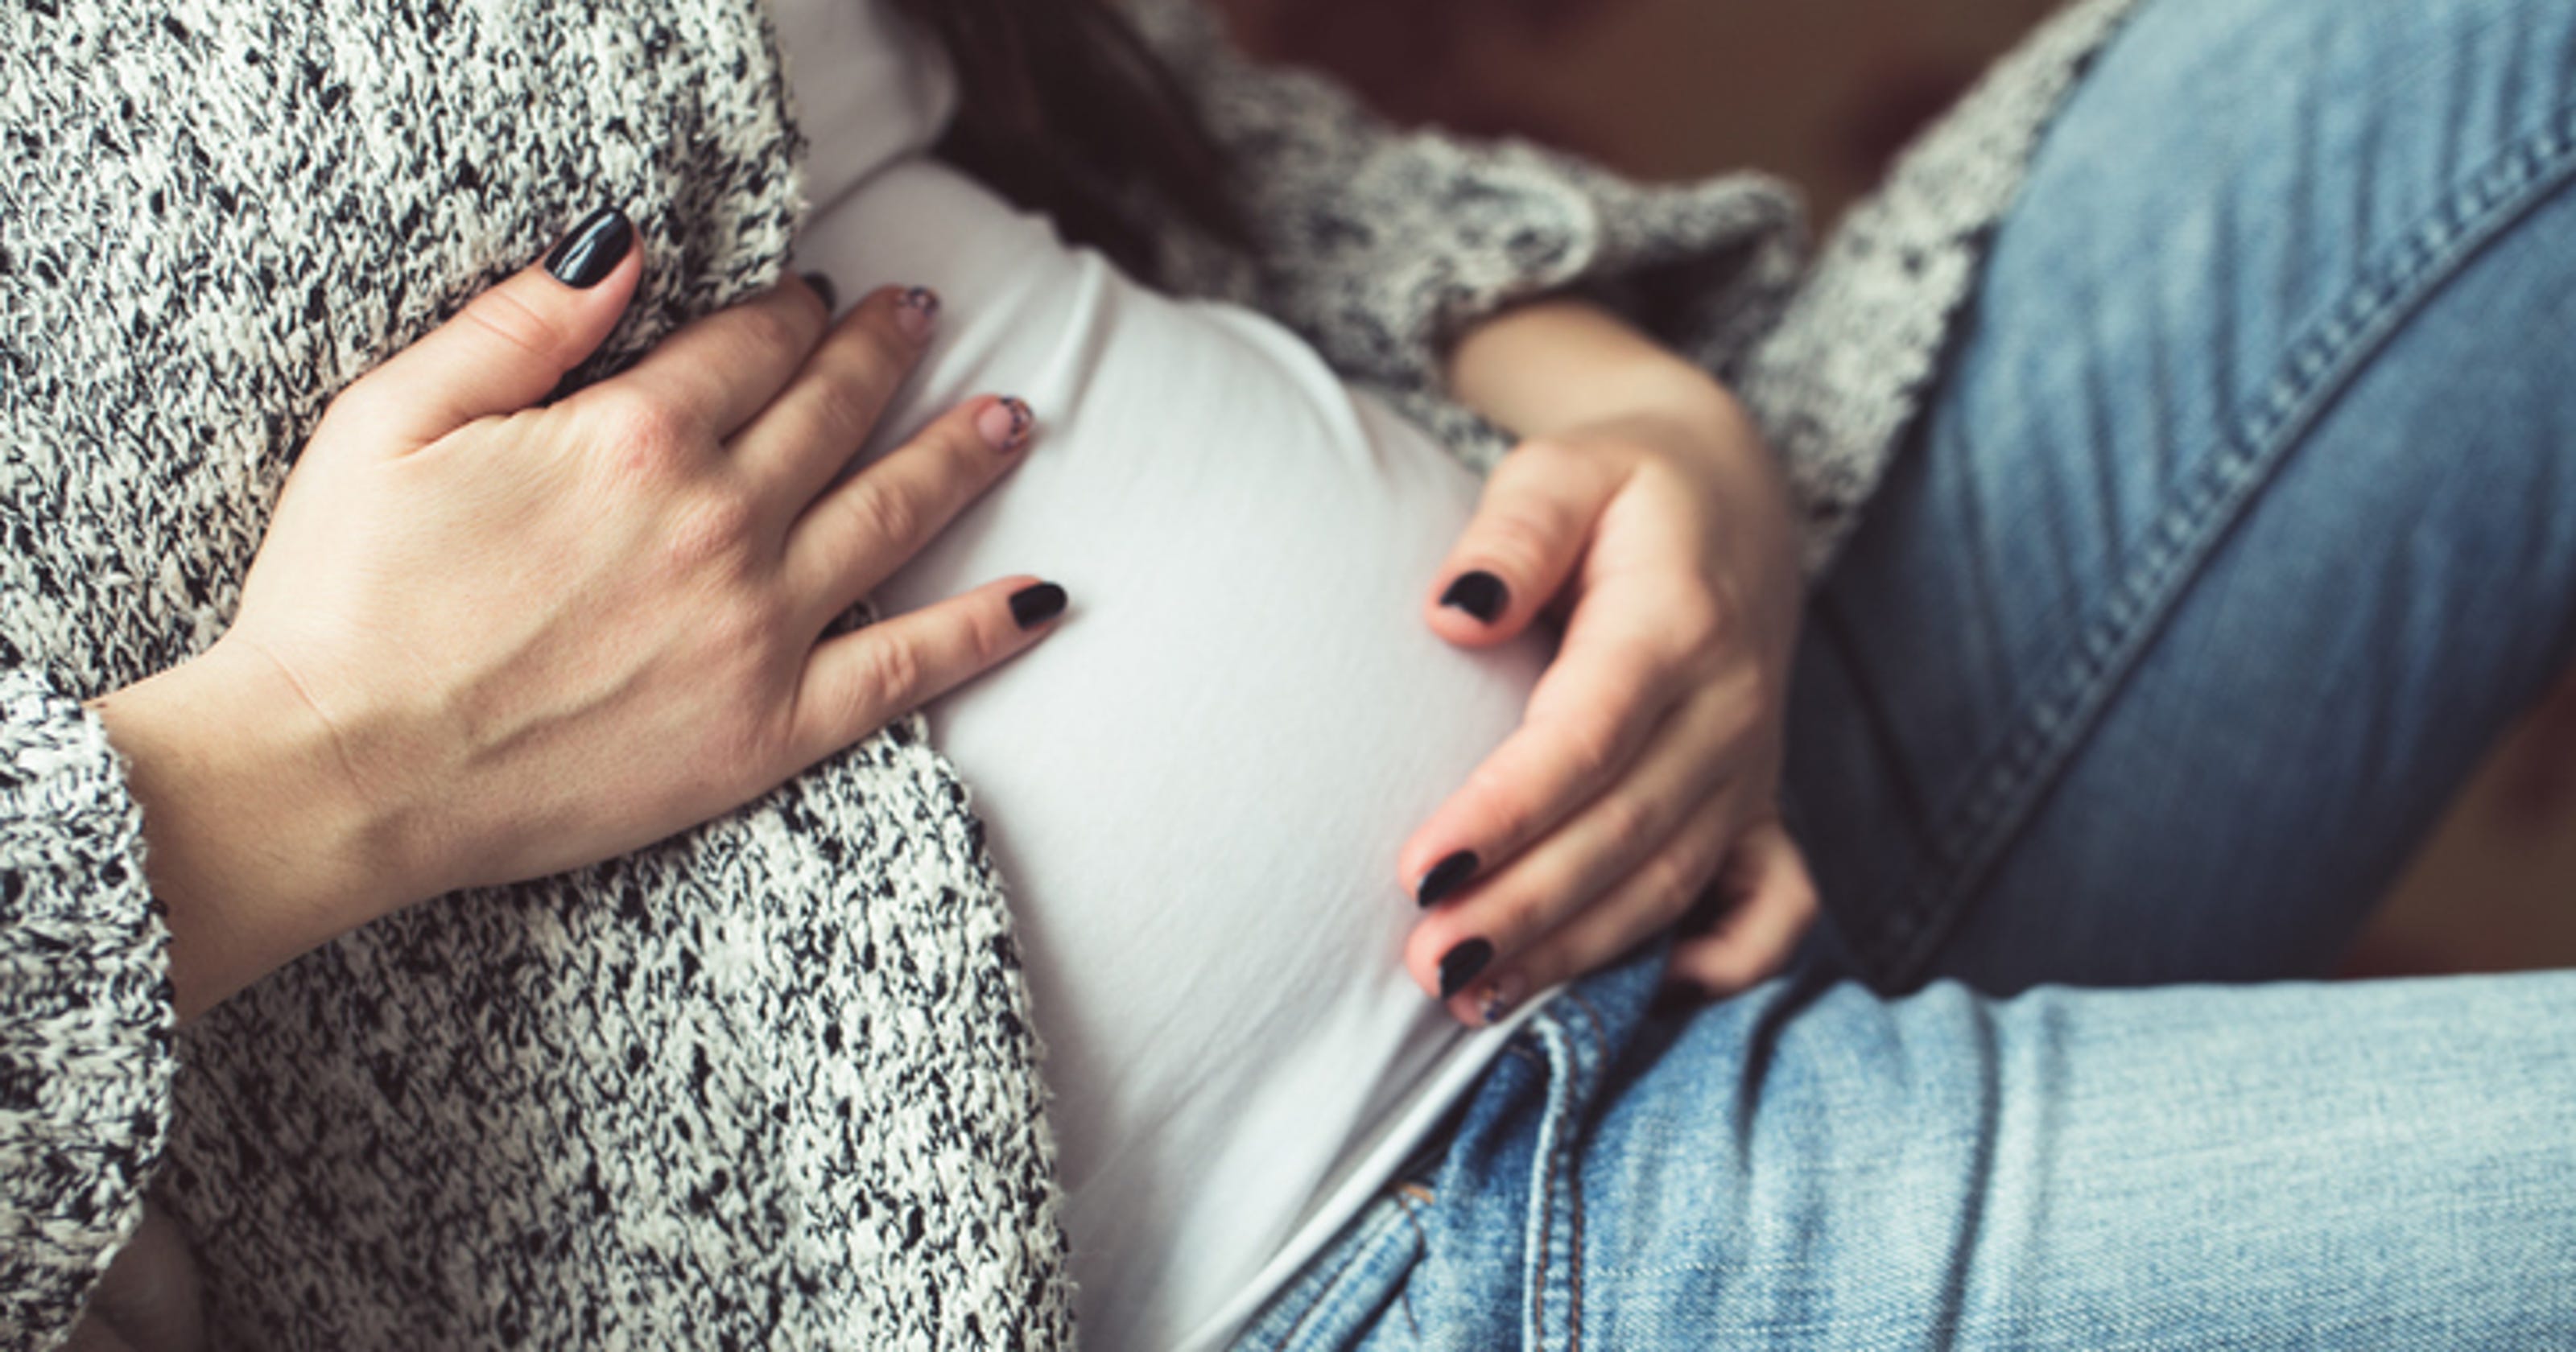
[1413,298,1818,1021]
[86,221,1815,1026]
[89,232,1061,1019]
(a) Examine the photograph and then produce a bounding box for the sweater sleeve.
[0,667,175,1352]
[1124,0,1809,476]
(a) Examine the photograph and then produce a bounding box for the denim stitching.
[1259,1197,1415,1350]
[1864,101,2576,986]
[1524,1012,1586,1350]
[1568,1142,1588,1352]
[1391,1190,1434,1340]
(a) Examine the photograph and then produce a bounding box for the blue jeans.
[1237,0,2576,1344]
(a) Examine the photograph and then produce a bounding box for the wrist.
[1447,298,1761,454]
[89,641,418,1018]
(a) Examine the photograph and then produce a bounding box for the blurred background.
[1216,0,2576,976]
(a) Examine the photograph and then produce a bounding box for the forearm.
[85,642,409,1020]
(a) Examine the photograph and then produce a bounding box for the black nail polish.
[1415,850,1480,909]
[1009,582,1067,630]
[1439,571,1509,624]
[998,397,1034,451]
[898,285,943,323]
[801,270,839,314]
[545,206,634,289]
[1438,938,1495,1000]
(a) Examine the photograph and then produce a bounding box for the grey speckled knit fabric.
[2,0,2137,1346]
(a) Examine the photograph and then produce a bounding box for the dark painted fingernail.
[1010,582,1067,630]
[1415,850,1480,909]
[1439,571,1509,624]
[1477,971,1529,1025]
[977,396,1034,453]
[801,271,839,314]
[896,286,941,341]
[545,206,634,289]
[1438,938,1494,1000]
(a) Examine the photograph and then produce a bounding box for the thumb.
[1426,439,1620,645]
[335,205,642,451]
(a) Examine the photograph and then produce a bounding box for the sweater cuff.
[0,667,176,1351]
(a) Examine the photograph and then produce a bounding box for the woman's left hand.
[1397,390,1819,1024]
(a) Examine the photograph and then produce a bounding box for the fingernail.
[801,271,840,315]
[978,396,1034,453]
[1438,938,1494,1001]
[1009,582,1068,630]
[1439,571,1509,624]
[896,285,942,341]
[1476,971,1529,1026]
[1415,850,1480,909]
[545,205,634,289]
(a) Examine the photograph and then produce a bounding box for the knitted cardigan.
[0,0,2140,1346]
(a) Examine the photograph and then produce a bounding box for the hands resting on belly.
[1404,298,1821,1024]
[94,210,1817,1028]
[89,207,1064,1019]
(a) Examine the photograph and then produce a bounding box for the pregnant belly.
[800,159,1550,1345]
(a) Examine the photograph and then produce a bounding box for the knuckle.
[803,366,886,446]
[1666,589,1730,657]
[1554,715,1626,786]
[838,476,923,550]
[1592,793,1659,861]
[460,285,564,362]
[731,299,811,365]
[660,487,763,575]
[1461,885,1544,952]
[922,420,999,494]
[1462,763,1544,848]
[951,604,1019,675]
[586,389,699,467]
[968,592,1021,659]
[1473,508,1570,588]
[859,631,926,703]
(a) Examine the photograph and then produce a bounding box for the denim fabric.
[1791,0,2576,992]
[1237,0,2576,1344]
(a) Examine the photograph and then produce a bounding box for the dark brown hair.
[885,0,1247,278]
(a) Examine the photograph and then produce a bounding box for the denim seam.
[1391,1192,1434,1340]
[1253,1195,1418,1350]
[1864,97,2576,986]
[1524,1011,1591,1351]
[1569,1153,1588,1352]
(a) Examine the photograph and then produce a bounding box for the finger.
[1425,440,1623,645]
[733,285,943,508]
[781,394,1036,625]
[1429,792,1742,1026]
[1664,819,1821,999]
[332,205,642,450]
[788,575,1067,765]
[1410,685,1754,994]
[613,271,836,440]
[1397,591,1708,908]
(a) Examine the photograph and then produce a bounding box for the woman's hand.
[1402,300,1818,1023]
[91,208,1059,1017]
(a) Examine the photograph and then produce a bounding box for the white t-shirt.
[766,4,1554,1346]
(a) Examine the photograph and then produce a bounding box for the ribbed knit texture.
[2,0,2137,1345]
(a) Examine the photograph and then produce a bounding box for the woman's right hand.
[91,208,1059,1017]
